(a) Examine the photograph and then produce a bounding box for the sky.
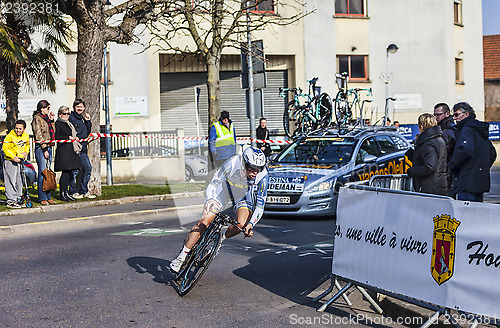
[482,0,500,35]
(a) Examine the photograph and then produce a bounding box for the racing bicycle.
[174,212,243,296]
[334,73,372,126]
[280,78,333,138]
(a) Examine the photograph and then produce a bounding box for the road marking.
[112,228,187,236]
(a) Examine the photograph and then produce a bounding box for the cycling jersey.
[206,154,268,226]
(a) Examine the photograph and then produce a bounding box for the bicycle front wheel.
[178,230,221,296]
[283,101,298,138]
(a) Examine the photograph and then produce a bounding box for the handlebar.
[216,213,248,236]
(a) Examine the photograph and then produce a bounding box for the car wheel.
[185,166,193,182]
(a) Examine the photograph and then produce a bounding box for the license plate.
[267,196,290,204]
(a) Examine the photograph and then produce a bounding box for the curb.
[0,204,203,238]
[0,191,205,216]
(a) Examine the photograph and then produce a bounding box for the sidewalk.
[0,191,205,238]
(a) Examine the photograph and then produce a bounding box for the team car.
[264,126,411,217]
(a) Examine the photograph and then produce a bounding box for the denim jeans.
[35,145,52,202]
[74,152,92,194]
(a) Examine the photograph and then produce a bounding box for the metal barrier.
[309,177,496,328]
[369,174,413,191]
[102,130,180,158]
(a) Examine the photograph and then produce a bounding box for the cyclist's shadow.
[126,256,177,285]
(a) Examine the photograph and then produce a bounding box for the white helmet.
[242,147,266,172]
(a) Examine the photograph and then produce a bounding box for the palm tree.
[0,7,72,131]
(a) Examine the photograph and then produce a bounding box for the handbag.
[41,159,57,192]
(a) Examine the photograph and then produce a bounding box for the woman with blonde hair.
[54,106,82,201]
[407,113,448,195]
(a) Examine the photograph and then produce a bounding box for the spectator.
[448,102,497,202]
[55,106,82,202]
[433,103,456,160]
[31,100,56,205]
[433,103,457,192]
[69,99,95,199]
[256,117,271,157]
[393,121,400,128]
[2,120,29,208]
[407,114,447,196]
[209,110,236,169]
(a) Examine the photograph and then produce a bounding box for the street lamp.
[384,43,398,126]
[104,0,112,185]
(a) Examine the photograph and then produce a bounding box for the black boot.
[60,191,72,202]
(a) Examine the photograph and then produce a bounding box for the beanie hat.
[221,111,230,119]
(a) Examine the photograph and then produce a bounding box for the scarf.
[40,112,55,142]
[58,117,82,154]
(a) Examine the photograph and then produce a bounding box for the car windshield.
[276,137,356,165]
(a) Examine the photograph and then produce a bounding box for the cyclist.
[170,147,269,273]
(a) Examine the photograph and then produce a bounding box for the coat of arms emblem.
[431,214,461,285]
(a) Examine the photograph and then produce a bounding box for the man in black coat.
[256,117,271,157]
[433,103,456,192]
[407,113,448,196]
[448,102,497,202]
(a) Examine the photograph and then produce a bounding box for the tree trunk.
[2,65,21,132]
[206,54,221,131]
[75,24,104,196]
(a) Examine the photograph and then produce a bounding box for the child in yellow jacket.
[2,120,30,208]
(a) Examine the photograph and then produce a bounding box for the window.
[250,0,274,13]
[455,58,464,84]
[375,136,399,155]
[454,0,462,25]
[390,136,410,151]
[356,137,379,164]
[335,0,365,16]
[337,55,368,81]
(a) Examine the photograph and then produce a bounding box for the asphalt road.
[1,214,375,328]
[1,166,499,327]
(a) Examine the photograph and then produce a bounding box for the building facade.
[9,0,484,136]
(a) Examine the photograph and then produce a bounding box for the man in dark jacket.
[448,102,497,202]
[433,103,456,159]
[433,103,456,193]
[256,117,271,157]
[407,113,448,196]
[68,99,95,199]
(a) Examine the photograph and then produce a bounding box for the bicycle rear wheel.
[318,93,333,127]
[334,91,349,126]
[283,101,298,138]
[178,230,221,296]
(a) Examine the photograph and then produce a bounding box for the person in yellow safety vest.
[209,110,237,168]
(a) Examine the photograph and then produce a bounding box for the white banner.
[333,187,500,319]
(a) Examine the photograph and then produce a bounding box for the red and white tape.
[11,133,292,145]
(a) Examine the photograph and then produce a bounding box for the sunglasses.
[245,166,262,174]
[61,112,70,115]
[453,111,465,117]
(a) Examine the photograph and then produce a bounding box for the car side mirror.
[269,153,278,164]
[363,155,377,163]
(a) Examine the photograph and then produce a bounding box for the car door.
[349,136,382,182]
[373,134,407,175]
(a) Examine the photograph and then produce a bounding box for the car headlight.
[307,179,335,193]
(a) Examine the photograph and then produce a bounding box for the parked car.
[110,145,176,158]
[264,126,410,217]
[184,146,208,181]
